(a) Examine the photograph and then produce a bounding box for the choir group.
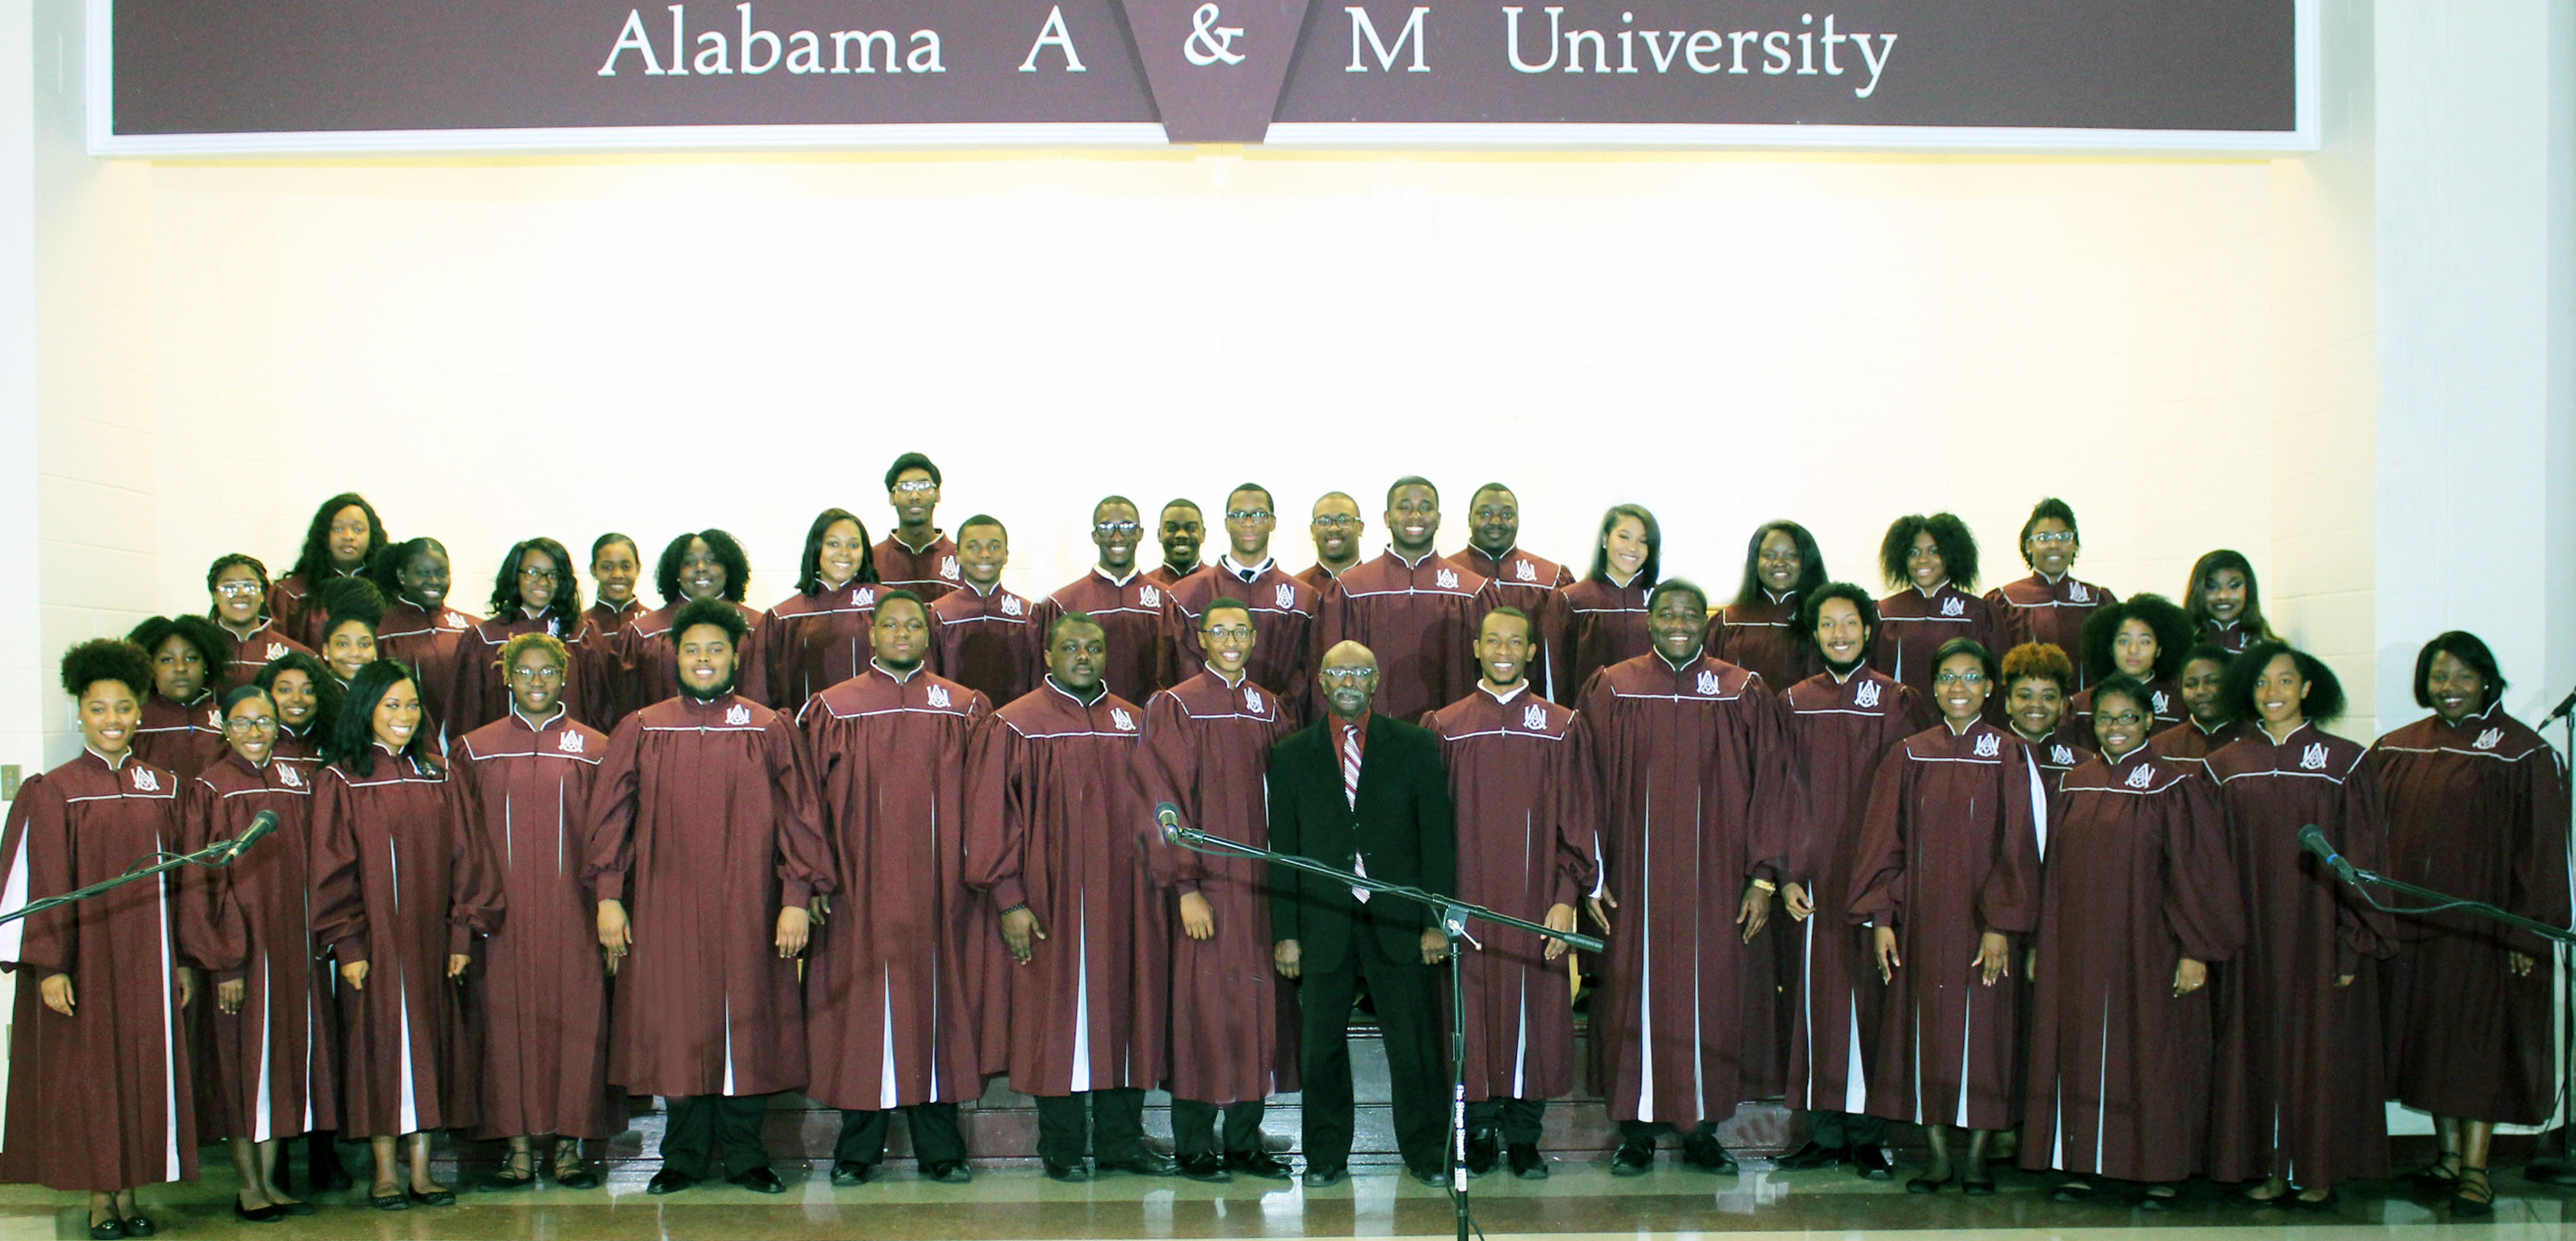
[1,455,2567,1238]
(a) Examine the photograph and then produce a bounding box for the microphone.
[2297,824,2355,883]
[1154,802,1187,845]
[221,810,280,864]
[2546,685,2576,724]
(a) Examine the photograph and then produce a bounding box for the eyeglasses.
[510,665,566,682]
[224,715,278,733]
[1933,671,1990,686]
[2030,531,2077,545]
[1319,667,1375,685]
[1202,626,1256,643]
[2098,710,2147,726]
[1312,515,1359,530]
[518,566,562,582]
[215,582,264,597]
[892,480,939,495]
[1095,521,1141,536]
[1225,509,1274,522]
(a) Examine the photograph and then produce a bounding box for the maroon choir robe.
[274,726,321,763]
[376,600,482,742]
[2198,617,2262,655]
[1422,683,1598,1105]
[1581,654,1797,1127]
[2369,705,2571,1125]
[758,584,885,713]
[2070,677,2183,733]
[797,664,992,1111]
[451,711,622,1140]
[1553,576,1651,707]
[451,613,611,734]
[2203,725,2394,1188]
[1781,669,1925,1116]
[181,753,333,1144]
[615,600,768,726]
[2019,723,2095,785]
[583,598,644,645]
[221,620,315,692]
[1137,669,1300,1106]
[1875,584,1995,707]
[1848,719,2044,1131]
[0,753,198,1192]
[270,568,366,650]
[309,750,506,1137]
[583,694,832,1099]
[1145,563,1198,589]
[2149,718,2248,766]
[1166,559,1324,719]
[1456,547,1575,701]
[581,598,645,721]
[1295,563,1345,594]
[962,682,1165,1097]
[1034,568,1176,703]
[135,693,225,782]
[1985,574,2118,692]
[1710,592,1819,698]
[2023,748,2242,1182]
[873,532,962,604]
[1319,549,1495,724]
[929,582,1041,707]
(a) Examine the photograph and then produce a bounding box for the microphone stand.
[2534,698,2576,1185]
[0,832,268,927]
[1162,822,1603,1241]
[2311,828,2576,1184]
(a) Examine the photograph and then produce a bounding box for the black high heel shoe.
[232,1201,287,1224]
[1906,1171,1957,1194]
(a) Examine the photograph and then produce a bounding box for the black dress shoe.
[1096,1152,1179,1177]
[922,1160,973,1184]
[830,1160,875,1187]
[1508,1144,1547,1179]
[645,1169,696,1195]
[1225,1150,1293,1180]
[1409,1164,1449,1188]
[1301,1163,1347,1188]
[1680,1133,1737,1173]
[1776,1141,1848,1170]
[1465,1128,1501,1176]
[1610,1141,1655,1177]
[120,1218,155,1238]
[274,1200,317,1216]
[407,1186,457,1208]
[553,1166,603,1190]
[232,1202,287,1224]
[1176,1153,1231,1183]
[86,1220,123,1240]
[370,1192,410,1211]
[1852,1144,1894,1180]
[1044,1158,1093,1183]
[1906,1172,1956,1194]
[728,1166,788,1194]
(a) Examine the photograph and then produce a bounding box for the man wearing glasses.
[874,453,963,603]
[1166,484,1323,719]
[1032,497,1178,701]
[1316,478,1495,723]
[1297,493,1366,592]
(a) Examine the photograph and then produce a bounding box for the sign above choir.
[98,0,2313,154]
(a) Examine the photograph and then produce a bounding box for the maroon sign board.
[92,1,2314,154]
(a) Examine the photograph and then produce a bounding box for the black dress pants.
[661,1094,771,1178]
[836,1102,967,1166]
[1299,931,1443,1170]
[1468,1097,1546,1146]
[1170,1099,1267,1159]
[1032,1088,1147,1165]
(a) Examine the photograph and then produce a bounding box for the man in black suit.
[1268,640,1458,1188]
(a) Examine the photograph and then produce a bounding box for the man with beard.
[928,515,1040,705]
[1138,599,1297,1183]
[1146,501,1206,588]
[874,453,962,603]
[615,531,767,724]
[964,614,1172,1182]
[799,592,990,1186]
[1317,479,1493,722]
[1268,641,1457,1188]
[1033,498,1174,702]
[1452,484,1575,701]
[1298,493,1365,592]
[586,598,834,1195]
[1167,484,1323,717]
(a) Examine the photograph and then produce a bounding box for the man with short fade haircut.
[928,515,1040,705]
[1579,578,1798,1177]
[1297,493,1365,592]
[964,612,1172,1183]
[1146,500,1206,589]
[873,452,963,603]
[584,598,834,1196]
[1033,496,1176,702]
[1420,608,1599,1180]
[1138,598,1299,1183]
[1452,483,1575,700]
[799,591,991,1187]
[1167,483,1324,717]
[1317,477,1494,722]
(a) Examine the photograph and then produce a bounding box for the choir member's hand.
[810,895,832,925]
[447,953,471,980]
[341,960,370,992]
[176,966,197,1010]
[39,972,74,1016]
[597,899,632,960]
[1976,932,2010,985]
[2172,957,2206,997]
[1419,927,1450,965]
[1736,883,1773,943]
[2509,950,2535,977]
[1781,882,1815,921]
[775,906,811,958]
[1586,890,1615,935]
[1871,927,1900,983]
[1274,938,1302,979]
[217,977,247,1016]
[1001,907,1045,964]
[1179,892,1217,941]
[1542,903,1579,960]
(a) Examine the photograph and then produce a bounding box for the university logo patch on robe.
[1138,585,1162,608]
[2125,763,2156,789]
[2473,727,2504,750]
[1001,595,1025,617]
[1853,680,1882,710]
[560,731,586,754]
[1435,568,1460,591]
[853,587,876,608]
[927,685,952,709]
[265,642,288,660]
[279,765,304,788]
[1274,584,1296,610]
[1973,733,2001,759]
[725,704,754,726]
[2050,744,2075,765]
[2299,742,2329,771]
[2068,582,2091,604]
[1245,687,1265,714]
[2151,691,2172,715]
[1940,595,1966,617]
[131,768,160,793]
[1109,707,1137,732]
[940,557,961,581]
[1521,703,1549,731]
[1695,671,1723,697]
[1514,560,1537,582]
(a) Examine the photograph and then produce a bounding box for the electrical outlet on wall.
[2,765,20,800]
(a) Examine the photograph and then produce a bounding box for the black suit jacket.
[1265,712,1457,974]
